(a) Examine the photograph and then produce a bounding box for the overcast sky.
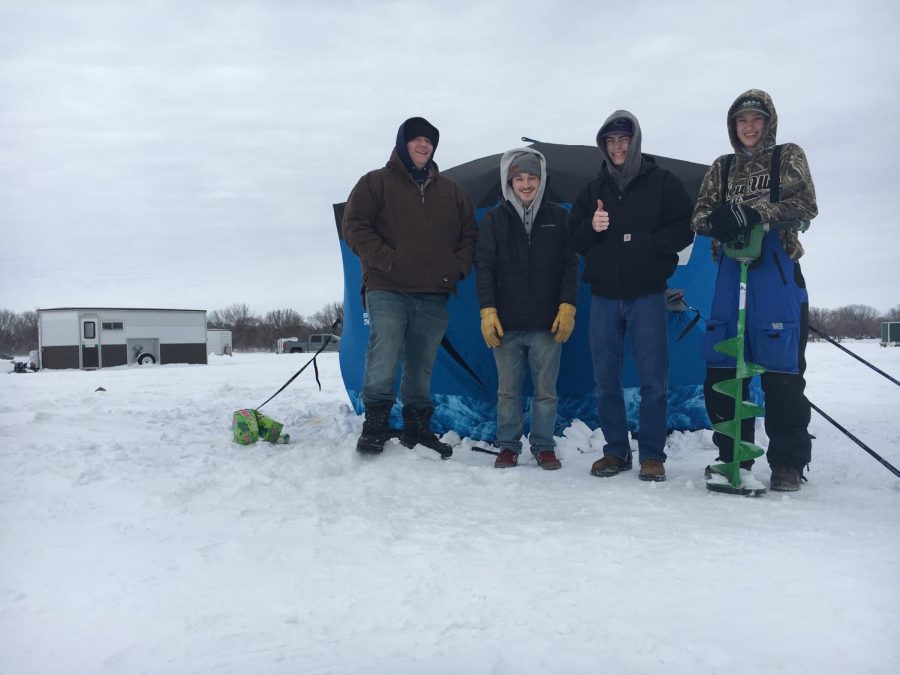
[2,0,898,317]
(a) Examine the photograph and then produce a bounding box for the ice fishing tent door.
[80,314,100,369]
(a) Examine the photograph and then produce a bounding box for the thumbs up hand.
[591,199,609,232]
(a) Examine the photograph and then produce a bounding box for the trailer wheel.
[137,353,156,365]
[290,347,303,353]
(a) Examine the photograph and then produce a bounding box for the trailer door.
[80,315,100,368]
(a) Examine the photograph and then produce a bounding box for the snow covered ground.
[2,342,899,674]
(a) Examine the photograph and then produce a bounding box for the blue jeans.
[492,330,562,455]
[589,293,668,463]
[362,290,449,408]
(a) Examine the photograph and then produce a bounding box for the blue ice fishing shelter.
[333,142,715,441]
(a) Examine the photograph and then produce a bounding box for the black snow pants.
[704,302,812,471]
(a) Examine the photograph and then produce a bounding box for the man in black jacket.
[568,111,694,482]
[476,148,578,470]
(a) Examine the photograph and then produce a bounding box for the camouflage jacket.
[691,89,818,260]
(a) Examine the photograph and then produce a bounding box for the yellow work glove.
[551,303,576,343]
[480,307,504,348]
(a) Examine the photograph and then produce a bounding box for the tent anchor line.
[809,325,900,388]
[256,318,343,410]
[803,324,900,478]
[809,401,900,479]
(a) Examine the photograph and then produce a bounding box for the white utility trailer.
[38,307,208,369]
[206,328,233,356]
[882,322,900,347]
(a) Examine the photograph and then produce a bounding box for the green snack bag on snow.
[255,412,285,443]
[232,408,290,445]
[232,409,259,445]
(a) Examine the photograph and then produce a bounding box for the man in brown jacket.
[342,116,477,457]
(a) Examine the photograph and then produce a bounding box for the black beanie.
[402,117,440,148]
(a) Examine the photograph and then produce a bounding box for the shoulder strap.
[720,155,734,203]
[769,144,782,203]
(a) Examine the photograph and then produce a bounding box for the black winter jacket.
[568,156,694,300]
[475,200,578,332]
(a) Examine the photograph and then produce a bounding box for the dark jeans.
[705,303,811,470]
[589,292,669,463]
[362,290,448,408]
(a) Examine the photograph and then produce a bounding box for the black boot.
[356,401,393,455]
[399,406,453,458]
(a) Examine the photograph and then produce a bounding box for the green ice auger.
[706,220,809,495]
[706,225,767,492]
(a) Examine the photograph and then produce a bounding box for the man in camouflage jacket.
[692,89,818,492]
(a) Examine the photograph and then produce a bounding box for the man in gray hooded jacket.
[475,148,578,470]
[568,111,694,482]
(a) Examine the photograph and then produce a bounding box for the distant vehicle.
[275,334,341,354]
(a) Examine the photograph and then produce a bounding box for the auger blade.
[711,377,743,398]
[737,361,766,379]
[713,336,742,359]
[735,440,766,463]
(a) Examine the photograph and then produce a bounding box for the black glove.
[708,203,761,243]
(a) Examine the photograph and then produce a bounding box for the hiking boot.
[494,448,518,468]
[639,459,666,482]
[590,453,632,477]
[770,466,802,492]
[399,405,453,458]
[356,401,393,455]
[536,449,561,471]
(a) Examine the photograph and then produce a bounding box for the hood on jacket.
[727,89,778,155]
[394,116,440,181]
[499,147,548,213]
[596,109,643,190]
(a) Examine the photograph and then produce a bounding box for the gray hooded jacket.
[475,148,577,331]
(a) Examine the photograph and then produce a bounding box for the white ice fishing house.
[206,328,233,356]
[37,307,209,370]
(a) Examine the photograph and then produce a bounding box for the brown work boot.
[770,466,802,491]
[494,448,519,468]
[536,449,561,471]
[590,453,632,477]
[639,459,666,482]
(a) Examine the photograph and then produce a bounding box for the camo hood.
[728,89,777,155]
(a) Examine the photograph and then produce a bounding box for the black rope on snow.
[809,325,900,388]
[809,400,900,479]
[257,317,343,410]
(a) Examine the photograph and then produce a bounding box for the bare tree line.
[207,301,344,351]
[1,300,896,356]
[809,304,900,340]
[0,309,38,356]
[0,302,344,356]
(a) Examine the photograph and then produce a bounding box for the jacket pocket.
[749,321,799,373]
[703,319,736,368]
